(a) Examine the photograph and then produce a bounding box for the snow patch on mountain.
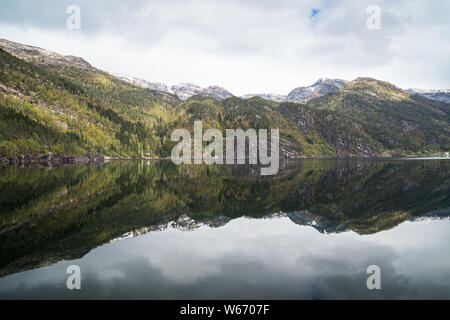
[407,88,450,103]
[241,93,287,102]
[286,78,347,103]
[112,74,233,100]
[111,72,450,105]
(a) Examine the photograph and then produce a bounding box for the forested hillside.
[0,40,449,162]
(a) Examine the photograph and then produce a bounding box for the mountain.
[286,78,347,103]
[303,77,450,156]
[0,39,232,102]
[0,38,449,162]
[407,88,450,104]
[241,79,348,103]
[0,38,92,70]
[170,82,202,99]
[110,74,347,104]
[170,83,233,100]
[0,39,180,161]
[108,71,450,106]
[199,85,234,100]
[1,37,448,104]
[111,73,172,94]
[111,74,233,100]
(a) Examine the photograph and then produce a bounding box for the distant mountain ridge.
[112,73,349,103]
[407,88,450,104]
[241,78,348,104]
[286,78,347,103]
[241,93,287,102]
[241,78,347,103]
[112,73,234,100]
[113,72,450,105]
[0,38,447,104]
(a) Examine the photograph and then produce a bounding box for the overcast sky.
[0,0,449,95]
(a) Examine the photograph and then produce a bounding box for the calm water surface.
[0,159,449,299]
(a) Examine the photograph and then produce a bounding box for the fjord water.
[0,159,449,299]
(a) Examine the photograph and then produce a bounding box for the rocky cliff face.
[279,103,315,133]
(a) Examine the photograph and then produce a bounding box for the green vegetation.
[0,48,176,158]
[1,49,449,160]
[306,78,450,155]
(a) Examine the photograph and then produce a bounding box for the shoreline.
[1,152,449,167]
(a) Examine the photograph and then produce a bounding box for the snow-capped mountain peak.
[110,72,449,104]
[111,74,233,100]
[286,78,347,103]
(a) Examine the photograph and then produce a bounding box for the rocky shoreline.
[1,152,448,167]
[0,152,110,166]
[0,152,176,167]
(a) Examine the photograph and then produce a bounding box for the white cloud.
[1,217,450,299]
[0,0,448,94]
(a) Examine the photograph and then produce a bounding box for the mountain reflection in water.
[0,159,449,299]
